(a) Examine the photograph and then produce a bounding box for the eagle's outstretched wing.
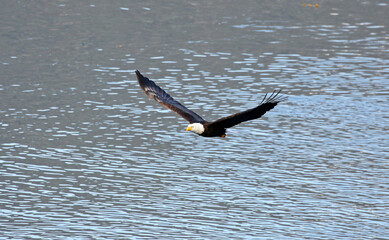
[136,70,206,123]
[208,90,287,129]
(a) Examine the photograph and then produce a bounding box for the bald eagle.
[136,70,287,137]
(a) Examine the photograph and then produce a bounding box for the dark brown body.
[201,122,226,137]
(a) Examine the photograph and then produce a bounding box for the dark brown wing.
[136,70,206,123]
[207,90,287,129]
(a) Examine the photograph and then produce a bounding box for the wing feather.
[136,70,205,123]
[208,90,287,129]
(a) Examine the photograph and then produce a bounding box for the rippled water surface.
[1,1,388,239]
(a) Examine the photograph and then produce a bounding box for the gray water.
[1,1,388,239]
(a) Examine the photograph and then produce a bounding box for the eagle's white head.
[186,123,205,134]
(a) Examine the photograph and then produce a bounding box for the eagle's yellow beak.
[186,126,192,131]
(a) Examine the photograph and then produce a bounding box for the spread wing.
[208,90,287,129]
[136,70,206,123]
